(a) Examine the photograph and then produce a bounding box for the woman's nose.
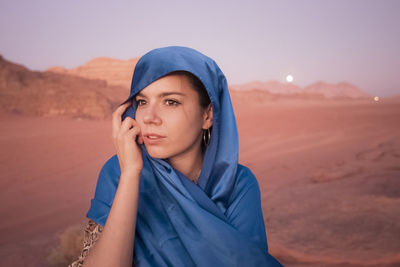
[142,104,162,125]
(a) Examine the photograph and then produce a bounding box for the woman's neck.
[166,145,204,183]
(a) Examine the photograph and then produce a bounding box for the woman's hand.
[83,102,142,267]
[112,102,144,175]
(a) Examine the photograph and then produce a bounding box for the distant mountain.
[304,81,370,98]
[1,54,373,120]
[47,57,139,88]
[230,80,370,99]
[0,55,128,119]
[230,80,303,95]
[48,57,371,100]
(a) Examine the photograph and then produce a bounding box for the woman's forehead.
[137,73,195,97]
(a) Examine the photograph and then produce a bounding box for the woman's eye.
[136,99,146,106]
[165,99,180,106]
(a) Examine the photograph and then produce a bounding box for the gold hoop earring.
[203,128,211,146]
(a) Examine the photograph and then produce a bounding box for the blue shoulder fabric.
[86,46,282,266]
[86,154,119,226]
[225,164,269,251]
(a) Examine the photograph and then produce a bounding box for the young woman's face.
[135,73,212,160]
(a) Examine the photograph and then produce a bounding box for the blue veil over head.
[87,46,282,266]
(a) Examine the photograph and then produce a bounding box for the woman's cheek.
[167,115,187,136]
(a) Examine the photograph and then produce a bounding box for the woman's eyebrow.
[136,91,186,98]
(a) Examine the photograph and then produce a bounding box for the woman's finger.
[125,124,141,139]
[119,117,137,136]
[112,102,131,138]
[137,134,144,145]
[120,125,141,149]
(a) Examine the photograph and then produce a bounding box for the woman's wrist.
[120,168,142,181]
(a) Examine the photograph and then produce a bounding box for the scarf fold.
[86,46,282,266]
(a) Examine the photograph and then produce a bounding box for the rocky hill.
[47,57,139,89]
[0,55,129,119]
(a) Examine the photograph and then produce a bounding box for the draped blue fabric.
[86,46,282,266]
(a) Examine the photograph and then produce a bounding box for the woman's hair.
[172,70,211,109]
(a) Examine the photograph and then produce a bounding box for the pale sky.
[1,0,399,96]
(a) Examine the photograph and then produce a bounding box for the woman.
[70,46,282,266]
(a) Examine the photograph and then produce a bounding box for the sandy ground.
[0,96,399,266]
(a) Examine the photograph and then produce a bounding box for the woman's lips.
[143,133,166,144]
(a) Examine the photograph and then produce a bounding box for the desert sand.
[0,94,399,266]
[233,96,400,267]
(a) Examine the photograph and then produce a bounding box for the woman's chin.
[144,145,170,159]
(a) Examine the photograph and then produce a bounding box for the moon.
[286,74,294,83]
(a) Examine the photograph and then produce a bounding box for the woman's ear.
[202,104,213,129]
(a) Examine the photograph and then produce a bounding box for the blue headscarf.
[87,46,282,266]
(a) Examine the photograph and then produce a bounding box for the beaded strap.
[69,219,103,267]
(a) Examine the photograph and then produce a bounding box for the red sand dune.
[1,94,399,266]
[232,96,400,267]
